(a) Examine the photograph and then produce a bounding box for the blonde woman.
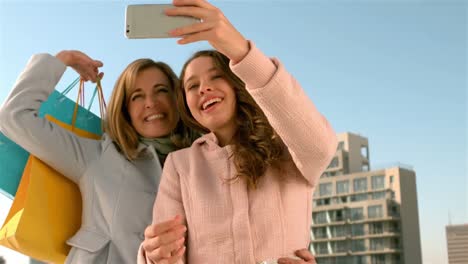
[0,50,195,263]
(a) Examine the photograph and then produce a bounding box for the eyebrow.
[184,67,218,85]
[131,83,169,94]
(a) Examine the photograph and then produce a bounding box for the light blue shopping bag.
[0,77,104,199]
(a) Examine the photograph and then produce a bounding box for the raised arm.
[0,50,103,183]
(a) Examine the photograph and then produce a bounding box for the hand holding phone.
[125,4,200,39]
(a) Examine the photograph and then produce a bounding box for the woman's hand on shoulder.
[142,215,187,264]
[55,50,104,83]
[166,0,249,63]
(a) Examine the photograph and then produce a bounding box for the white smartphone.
[125,4,200,39]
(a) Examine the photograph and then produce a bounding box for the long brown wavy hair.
[105,58,196,160]
[178,50,286,188]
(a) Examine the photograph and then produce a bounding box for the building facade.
[446,224,468,264]
[310,133,422,264]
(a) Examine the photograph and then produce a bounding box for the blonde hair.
[178,51,286,188]
[105,58,195,160]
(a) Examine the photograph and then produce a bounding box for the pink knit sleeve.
[138,153,187,263]
[231,42,338,187]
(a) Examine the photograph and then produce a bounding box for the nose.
[144,96,156,109]
[198,81,212,95]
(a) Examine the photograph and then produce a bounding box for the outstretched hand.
[166,0,250,63]
[277,249,317,264]
[55,50,103,83]
[142,215,187,264]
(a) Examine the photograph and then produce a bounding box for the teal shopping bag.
[0,77,104,199]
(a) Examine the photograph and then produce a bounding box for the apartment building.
[446,223,468,264]
[310,133,422,264]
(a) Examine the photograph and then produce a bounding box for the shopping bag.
[0,79,106,263]
[0,77,103,199]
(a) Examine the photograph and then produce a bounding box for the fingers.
[277,249,316,264]
[294,249,315,262]
[143,224,186,252]
[144,215,183,238]
[177,30,211,45]
[166,245,186,264]
[146,236,185,261]
[277,258,303,264]
[172,0,215,9]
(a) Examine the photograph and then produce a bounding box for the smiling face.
[182,56,238,139]
[127,67,179,138]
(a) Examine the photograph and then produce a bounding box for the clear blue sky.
[0,0,466,263]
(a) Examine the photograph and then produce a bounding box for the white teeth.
[202,98,222,110]
[145,114,164,121]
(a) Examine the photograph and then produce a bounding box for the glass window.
[372,191,386,200]
[328,157,339,168]
[319,183,333,197]
[351,224,365,236]
[371,254,386,264]
[349,207,364,221]
[330,225,348,237]
[369,222,384,234]
[330,209,345,222]
[313,211,328,224]
[331,241,348,253]
[371,175,385,190]
[368,205,383,219]
[353,177,367,192]
[351,193,368,202]
[351,239,366,252]
[336,180,349,194]
[361,146,368,158]
[370,238,385,251]
[337,141,345,150]
[316,242,329,254]
[313,227,328,239]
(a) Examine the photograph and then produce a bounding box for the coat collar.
[194,132,234,157]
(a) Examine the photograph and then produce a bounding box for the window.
[369,222,384,234]
[370,238,385,251]
[371,254,386,264]
[368,205,383,219]
[351,224,365,236]
[351,239,366,252]
[351,193,368,202]
[371,175,385,189]
[331,241,348,253]
[337,141,345,150]
[316,198,330,206]
[349,207,364,221]
[315,242,328,254]
[313,211,328,224]
[319,183,333,197]
[389,222,400,233]
[353,177,367,192]
[372,191,386,200]
[330,225,348,237]
[390,205,400,217]
[313,227,328,239]
[336,180,349,194]
[330,209,345,222]
[328,157,339,168]
[361,145,368,158]
[361,164,369,171]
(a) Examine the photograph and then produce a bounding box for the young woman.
[139,0,337,263]
[0,50,195,263]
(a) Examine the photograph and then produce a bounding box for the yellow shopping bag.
[0,79,105,263]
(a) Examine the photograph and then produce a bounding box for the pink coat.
[138,42,338,263]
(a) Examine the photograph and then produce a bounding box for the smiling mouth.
[145,114,164,122]
[202,98,223,111]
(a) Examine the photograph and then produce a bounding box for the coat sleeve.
[0,53,100,183]
[137,153,186,264]
[230,42,338,187]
